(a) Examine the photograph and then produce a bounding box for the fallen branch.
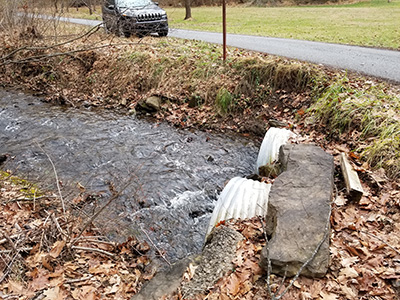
[0,232,24,284]
[0,253,18,284]
[273,267,288,299]
[140,226,171,266]
[50,213,68,238]
[7,195,57,203]
[74,237,115,246]
[71,179,133,245]
[36,144,65,214]
[0,247,33,254]
[0,234,20,245]
[2,233,19,254]
[71,246,114,257]
[0,294,20,300]
[65,275,94,284]
[360,230,400,256]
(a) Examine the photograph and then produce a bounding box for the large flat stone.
[260,144,334,278]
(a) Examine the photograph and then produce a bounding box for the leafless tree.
[70,0,100,15]
[184,0,192,19]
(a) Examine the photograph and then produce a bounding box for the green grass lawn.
[53,0,400,49]
[166,0,400,49]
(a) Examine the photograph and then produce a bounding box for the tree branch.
[37,144,65,215]
[360,230,400,256]
[71,246,114,257]
[0,21,103,63]
[70,179,133,245]
[7,195,57,203]
[141,226,171,266]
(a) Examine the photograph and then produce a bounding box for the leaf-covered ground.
[0,172,155,300]
[162,147,400,299]
[1,145,400,299]
[1,24,400,299]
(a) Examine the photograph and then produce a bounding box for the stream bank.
[0,89,258,262]
[1,29,399,178]
[1,26,400,299]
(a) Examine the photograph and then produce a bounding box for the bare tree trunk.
[85,0,94,15]
[184,0,192,20]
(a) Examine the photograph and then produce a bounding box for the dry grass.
[0,13,399,179]
[309,77,400,178]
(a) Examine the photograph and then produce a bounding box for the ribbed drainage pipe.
[206,177,271,239]
[255,127,296,173]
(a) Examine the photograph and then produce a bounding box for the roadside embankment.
[1,20,400,299]
[1,26,399,178]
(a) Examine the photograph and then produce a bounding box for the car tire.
[158,29,168,37]
[104,21,111,34]
[118,23,131,38]
[136,31,148,38]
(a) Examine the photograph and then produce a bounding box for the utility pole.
[222,0,226,61]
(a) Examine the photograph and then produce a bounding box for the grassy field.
[49,0,400,48]
[166,0,400,49]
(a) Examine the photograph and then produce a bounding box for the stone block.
[137,96,162,113]
[260,144,334,278]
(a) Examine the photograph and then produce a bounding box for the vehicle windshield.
[117,0,153,7]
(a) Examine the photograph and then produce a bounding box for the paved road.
[56,16,400,83]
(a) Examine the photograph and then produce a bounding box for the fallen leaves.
[43,285,66,300]
[0,174,154,300]
[49,240,66,259]
[165,171,400,300]
[71,285,98,300]
[320,291,339,300]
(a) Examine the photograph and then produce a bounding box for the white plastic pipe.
[206,177,271,239]
[256,127,296,173]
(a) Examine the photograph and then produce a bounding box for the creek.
[0,89,258,263]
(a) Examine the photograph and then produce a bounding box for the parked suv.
[102,0,169,37]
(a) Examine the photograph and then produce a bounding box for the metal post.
[222,0,226,61]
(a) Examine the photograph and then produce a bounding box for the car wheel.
[158,29,168,37]
[103,21,112,34]
[136,31,147,38]
[118,23,131,38]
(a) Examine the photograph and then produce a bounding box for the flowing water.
[0,89,258,263]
